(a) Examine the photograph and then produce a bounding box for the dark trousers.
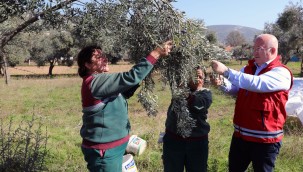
[162,134,208,172]
[229,135,281,172]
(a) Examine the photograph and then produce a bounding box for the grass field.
[0,60,302,171]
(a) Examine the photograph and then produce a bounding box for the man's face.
[253,38,272,66]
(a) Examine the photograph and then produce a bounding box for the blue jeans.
[162,134,208,172]
[81,142,128,172]
[229,135,282,172]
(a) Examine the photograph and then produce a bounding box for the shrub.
[0,114,49,172]
[284,116,303,136]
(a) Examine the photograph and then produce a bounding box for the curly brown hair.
[77,45,102,78]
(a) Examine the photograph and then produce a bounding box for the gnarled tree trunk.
[0,48,9,84]
[48,58,58,76]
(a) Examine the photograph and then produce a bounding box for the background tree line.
[224,2,303,76]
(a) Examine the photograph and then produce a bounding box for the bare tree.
[225,30,246,47]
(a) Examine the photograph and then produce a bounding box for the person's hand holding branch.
[150,40,173,59]
[211,60,228,75]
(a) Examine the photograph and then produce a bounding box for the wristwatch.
[223,68,230,78]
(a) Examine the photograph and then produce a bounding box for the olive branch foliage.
[76,0,230,137]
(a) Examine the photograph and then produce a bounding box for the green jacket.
[80,56,156,143]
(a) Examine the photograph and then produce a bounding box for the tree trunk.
[301,56,303,77]
[0,62,3,76]
[3,57,9,85]
[0,48,9,84]
[48,61,55,76]
[281,52,291,65]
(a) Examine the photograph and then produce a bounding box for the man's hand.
[210,74,224,87]
[211,60,228,75]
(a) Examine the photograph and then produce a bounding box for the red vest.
[233,56,293,143]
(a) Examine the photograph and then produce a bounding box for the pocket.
[251,102,274,129]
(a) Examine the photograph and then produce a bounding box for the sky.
[172,0,302,30]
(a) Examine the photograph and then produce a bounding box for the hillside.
[206,25,262,45]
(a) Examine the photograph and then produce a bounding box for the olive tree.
[73,0,230,137]
[129,9,230,137]
[0,0,79,84]
[206,32,218,44]
[264,2,303,76]
[1,0,231,137]
[29,30,74,76]
[232,44,253,64]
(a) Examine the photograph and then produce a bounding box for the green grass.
[0,60,302,171]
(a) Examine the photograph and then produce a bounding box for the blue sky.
[172,0,302,30]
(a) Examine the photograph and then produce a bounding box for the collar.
[254,56,276,69]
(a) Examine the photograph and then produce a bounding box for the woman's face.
[188,69,204,91]
[86,49,109,74]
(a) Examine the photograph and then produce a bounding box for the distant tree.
[105,53,122,64]
[225,30,246,47]
[0,0,78,84]
[29,30,74,76]
[264,2,303,76]
[232,44,253,64]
